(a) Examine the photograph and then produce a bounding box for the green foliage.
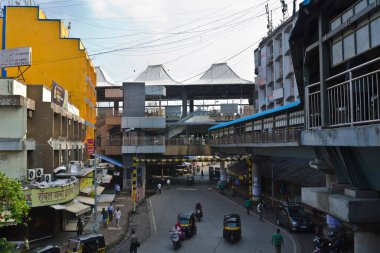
[0,238,15,253]
[0,172,30,227]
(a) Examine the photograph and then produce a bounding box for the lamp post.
[92,157,99,233]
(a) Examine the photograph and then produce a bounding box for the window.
[343,33,355,59]
[370,17,380,47]
[332,40,343,65]
[342,9,354,23]
[356,24,369,54]
[354,0,367,14]
[330,18,341,31]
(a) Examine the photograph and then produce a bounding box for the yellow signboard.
[79,171,94,190]
[23,183,79,207]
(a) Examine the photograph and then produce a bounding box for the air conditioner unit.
[36,168,44,178]
[41,174,52,183]
[27,169,36,181]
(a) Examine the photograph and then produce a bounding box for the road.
[111,175,297,253]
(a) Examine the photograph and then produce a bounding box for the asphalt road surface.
[125,176,297,253]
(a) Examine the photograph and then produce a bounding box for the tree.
[0,172,30,226]
[0,172,30,252]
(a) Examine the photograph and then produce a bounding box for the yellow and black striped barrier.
[132,157,137,211]
[247,158,253,201]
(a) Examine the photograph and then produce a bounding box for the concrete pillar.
[354,230,380,253]
[325,173,337,189]
[182,88,188,118]
[252,161,261,201]
[123,154,133,192]
[219,160,226,182]
[189,100,194,113]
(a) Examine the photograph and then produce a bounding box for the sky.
[32,0,298,84]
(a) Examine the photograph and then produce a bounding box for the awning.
[51,199,91,216]
[98,194,115,203]
[76,196,95,206]
[80,185,105,195]
[101,174,113,184]
[92,153,123,167]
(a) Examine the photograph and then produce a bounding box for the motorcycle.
[312,235,343,253]
[195,209,203,222]
[170,232,182,250]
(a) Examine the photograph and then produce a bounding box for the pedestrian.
[244,198,252,215]
[235,178,240,188]
[271,228,284,253]
[166,178,171,189]
[101,207,108,227]
[76,217,83,236]
[108,202,114,222]
[157,183,162,194]
[201,169,204,178]
[114,183,121,197]
[115,207,122,227]
[130,230,140,253]
[257,202,264,221]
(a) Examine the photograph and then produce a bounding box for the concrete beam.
[302,187,380,223]
[301,124,380,146]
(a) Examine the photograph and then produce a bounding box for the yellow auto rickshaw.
[66,234,106,253]
[223,213,241,242]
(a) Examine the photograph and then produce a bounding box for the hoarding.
[87,139,95,155]
[51,81,69,109]
[0,47,32,68]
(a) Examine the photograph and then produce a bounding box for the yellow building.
[0,6,96,141]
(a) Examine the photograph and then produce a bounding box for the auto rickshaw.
[177,211,197,238]
[66,234,106,253]
[223,213,241,242]
[21,245,60,253]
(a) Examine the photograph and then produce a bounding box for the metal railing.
[123,136,165,146]
[208,127,302,145]
[306,57,380,129]
[166,138,206,146]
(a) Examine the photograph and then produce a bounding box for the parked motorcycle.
[171,232,182,250]
[312,234,343,253]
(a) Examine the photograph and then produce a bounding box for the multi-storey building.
[254,14,299,113]
[0,6,96,140]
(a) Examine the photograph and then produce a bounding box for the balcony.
[122,136,165,154]
[305,56,380,129]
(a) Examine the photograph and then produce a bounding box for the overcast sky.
[35,0,298,84]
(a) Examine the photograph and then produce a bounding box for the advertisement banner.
[51,81,69,110]
[23,183,79,207]
[87,139,94,155]
[0,47,32,68]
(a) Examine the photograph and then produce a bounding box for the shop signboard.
[79,171,94,191]
[51,81,69,110]
[87,139,94,155]
[23,183,79,207]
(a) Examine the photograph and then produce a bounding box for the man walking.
[130,230,139,253]
[108,202,114,222]
[76,217,83,236]
[157,183,162,194]
[114,183,121,197]
[271,229,284,253]
[101,207,108,227]
[201,169,204,178]
[115,207,122,227]
[244,198,252,215]
[166,178,171,189]
[257,202,264,221]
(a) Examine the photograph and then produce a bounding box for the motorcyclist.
[195,201,203,218]
[171,222,185,240]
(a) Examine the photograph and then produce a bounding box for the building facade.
[254,14,300,113]
[0,6,96,140]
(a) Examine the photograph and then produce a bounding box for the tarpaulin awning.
[76,196,95,206]
[101,174,113,184]
[92,153,123,167]
[51,199,91,216]
[80,185,105,195]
